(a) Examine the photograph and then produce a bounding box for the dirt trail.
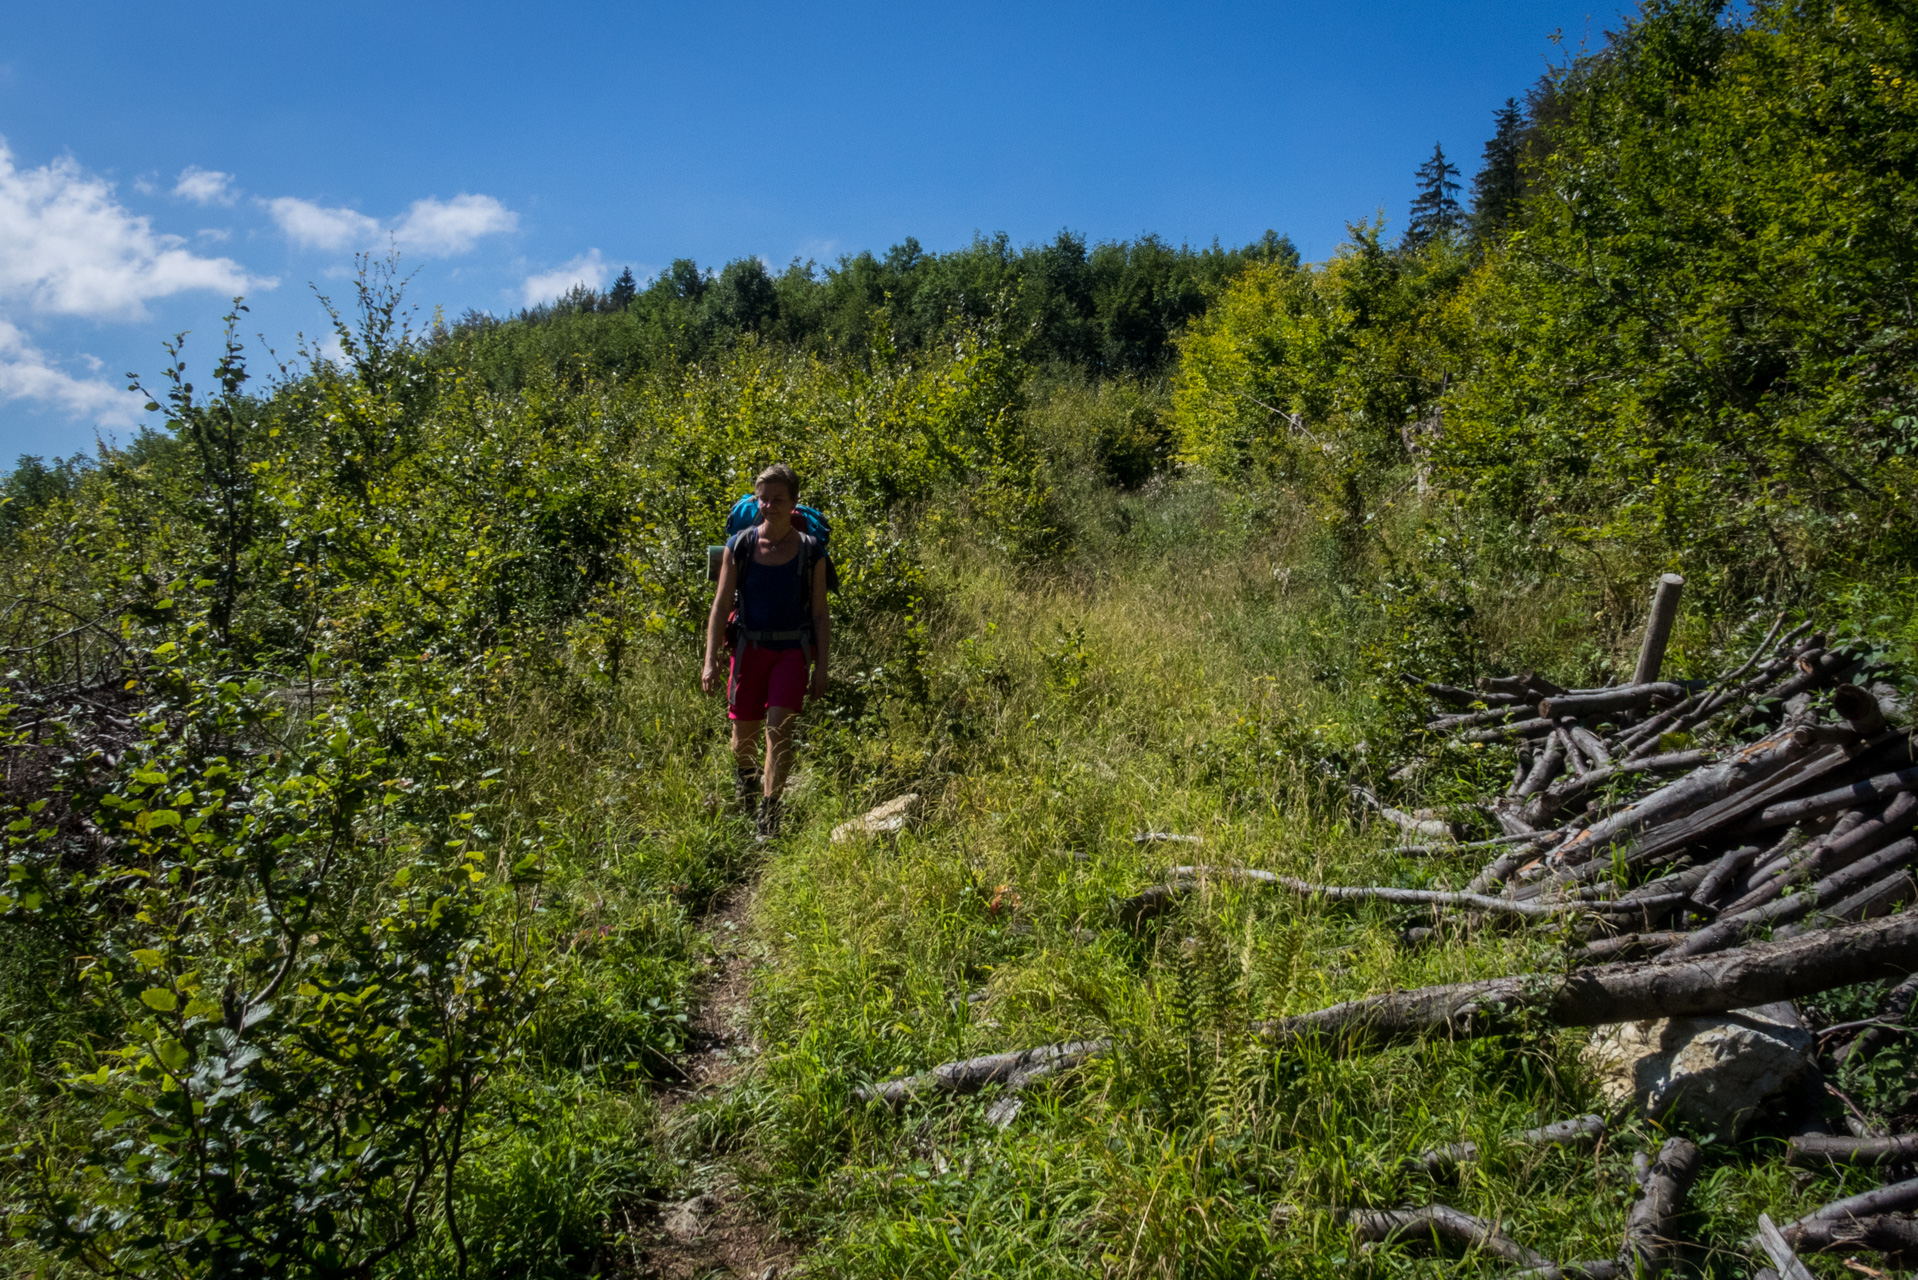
[635,884,801,1280]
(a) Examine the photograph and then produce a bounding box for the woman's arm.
[809,557,830,696]
[701,548,738,694]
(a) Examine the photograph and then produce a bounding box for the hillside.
[6,2,1918,1277]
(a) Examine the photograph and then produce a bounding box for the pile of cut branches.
[1396,616,1916,965]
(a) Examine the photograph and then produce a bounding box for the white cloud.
[522,250,608,306]
[393,194,517,255]
[0,140,266,321]
[0,320,142,427]
[266,191,517,258]
[265,196,381,252]
[173,165,236,206]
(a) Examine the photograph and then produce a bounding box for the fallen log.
[1759,648,1868,712]
[888,889,1918,1117]
[1772,1177,1918,1250]
[855,1039,1111,1107]
[1466,845,1534,896]
[1694,843,1763,909]
[1789,865,1918,935]
[1540,683,1687,722]
[1529,740,1875,895]
[1566,723,1615,770]
[1790,1213,1918,1257]
[1342,1203,1552,1269]
[1786,1133,1918,1169]
[1575,931,1688,965]
[1460,717,1558,743]
[1430,705,1528,731]
[1422,680,1494,708]
[1256,910,1918,1055]
[1620,1137,1701,1278]
[1515,732,1568,800]
[1410,1114,1606,1177]
[1740,813,1867,900]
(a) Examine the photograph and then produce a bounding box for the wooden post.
[1634,574,1685,686]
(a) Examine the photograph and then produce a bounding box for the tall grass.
[623,461,1905,1278]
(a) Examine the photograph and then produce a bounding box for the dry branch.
[1772,1178,1918,1250]
[1620,1137,1701,1278]
[1786,1134,1918,1169]
[855,1039,1110,1108]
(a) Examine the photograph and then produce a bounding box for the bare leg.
[763,705,798,798]
[731,719,763,771]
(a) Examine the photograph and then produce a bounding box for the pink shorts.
[728,645,808,721]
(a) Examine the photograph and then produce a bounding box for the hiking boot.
[755,795,783,842]
[734,767,762,812]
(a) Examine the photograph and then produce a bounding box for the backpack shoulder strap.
[796,532,817,615]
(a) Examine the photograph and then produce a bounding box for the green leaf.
[140,988,179,1012]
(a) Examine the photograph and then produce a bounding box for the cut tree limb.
[1790,1213,1918,1257]
[1461,717,1558,743]
[1410,1114,1606,1177]
[1539,683,1687,722]
[1619,1137,1701,1278]
[855,1039,1111,1107]
[1786,1134,1918,1168]
[1342,1203,1552,1268]
[1256,911,1918,1055]
[1772,1178,1918,1250]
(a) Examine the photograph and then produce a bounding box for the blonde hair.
[755,462,799,501]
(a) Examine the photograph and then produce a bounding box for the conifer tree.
[1404,142,1463,250]
[609,267,637,310]
[1470,99,1526,243]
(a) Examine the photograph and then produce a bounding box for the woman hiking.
[701,463,830,839]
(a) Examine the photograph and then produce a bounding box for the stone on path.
[662,1193,718,1243]
[831,793,920,843]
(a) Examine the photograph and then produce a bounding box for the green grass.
[499,475,1889,1279]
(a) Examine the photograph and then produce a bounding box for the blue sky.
[0,0,1618,460]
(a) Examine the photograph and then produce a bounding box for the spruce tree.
[608,267,637,311]
[1404,142,1463,251]
[1470,99,1526,243]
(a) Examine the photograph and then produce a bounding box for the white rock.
[1582,1002,1813,1136]
[661,1192,717,1243]
[830,793,920,843]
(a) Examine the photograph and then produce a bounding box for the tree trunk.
[1257,911,1918,1054]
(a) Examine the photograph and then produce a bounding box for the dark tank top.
[740,550,806,649]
